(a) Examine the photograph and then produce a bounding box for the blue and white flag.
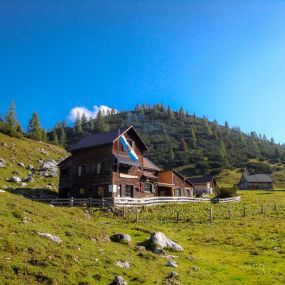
[119,135,139,162]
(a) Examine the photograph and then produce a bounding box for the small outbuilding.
[186,175,217,196]
[238,174,274,190]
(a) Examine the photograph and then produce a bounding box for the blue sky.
[1,1,285,142]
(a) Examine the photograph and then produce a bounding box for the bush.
[215,186,237,198]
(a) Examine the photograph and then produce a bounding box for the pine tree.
[167,106,173,118]
[190,125,197,148]
[178,107,185,119]
[96,110,110,132]
[81,113,88,132]
[27,112,42,140]
[88,117,95,132]
[58,125,66,147]
[41,129,48,142]
[52,128,59,146]
[4,100,19,136]
[180,138,188,152]
[74,111,82,135]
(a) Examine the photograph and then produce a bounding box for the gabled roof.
[143,157,160,171]
[187,175,216,185]
[70,125,148,152]
[242,174,274,183]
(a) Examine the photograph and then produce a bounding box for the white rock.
[11,176,21,183]
[110,233,132,243]
[38,232,62,244]
[113,275,127,285]
[17,162,25,167]
[166,260,178,268]
[21,182,27,187]
[151,232,183,251]
[116,261,130,269]
[0,189,6,193]
[0,162,5,168]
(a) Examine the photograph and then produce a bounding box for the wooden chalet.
[238,174,274,190]
[158,170,193,197]
[59,126,191,199]
[186,175,217,196]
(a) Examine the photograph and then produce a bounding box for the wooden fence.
[32,196,241,207]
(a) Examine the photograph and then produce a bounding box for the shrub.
[215,186,237,198]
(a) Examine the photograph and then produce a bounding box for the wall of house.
[239,182,273,190]
[193,183,213,196]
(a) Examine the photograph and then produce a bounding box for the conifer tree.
[27,112,42,140]
[96,110,110,132]
[74,111,82,135]
[167,106,173,118]
[52,128,59,146]
[190,125,197,148]
[81,113,88,131]
[58,124,66,147]
[178,107,185,119]
[88,117,95,132]
[180,138,188,152]
[4,100,20,135]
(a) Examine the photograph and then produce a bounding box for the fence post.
[123,206,126,218]
[88,197,91,208]
[243,205,246,217]
[135,207,139,223]
[228,206,232,219]
[209,208,213,222]
[261,204,265,214]
[176,211,180,223]
[274,203,277,211]
[101,197,104,209]
[70,197,74,207]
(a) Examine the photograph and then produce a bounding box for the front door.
[125,185,133,197]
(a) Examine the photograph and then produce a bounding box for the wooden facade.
[59,126,191,199]
[158,170,193,197]
[238,174,274,190]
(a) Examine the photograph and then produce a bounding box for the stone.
[17,162,25,167]
[0,162,5,168]
[11,176,21,183]
[153,247,166,255]
[26,165,34,170]
[169,271,179,278]
[136,245,146,251]
[21,182,27,187]
[37,232,62,244]
[25,174,34,182]
[150,232,183,251]
[166,260,178,268]
[1,143,8,148]
[112,275,127,285]
[116,260,130,269]
[0,189,6,193]
[110,233,132,244]
[41,160,58,171]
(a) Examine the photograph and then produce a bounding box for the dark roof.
[70,126,148,152]
[143,157,160,171]
[187,175,216,185]
[242,174,274,183]
[172,170,194,187]
[114,153,140,167]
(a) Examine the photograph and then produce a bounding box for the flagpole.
[117,128,120,196]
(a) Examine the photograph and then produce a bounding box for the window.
[97,186,105,197]
[78,164,89,176]
[144,183,153,193]
[175,188,182,196]
[79,188,85,194]
[96,163,101,174]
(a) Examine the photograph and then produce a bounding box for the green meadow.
[0,190,284,285]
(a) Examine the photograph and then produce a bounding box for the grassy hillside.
[63,106,285,183]
[0,132,68,192]
[0,190,284,284]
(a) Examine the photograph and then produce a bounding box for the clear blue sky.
[1,1,285,142]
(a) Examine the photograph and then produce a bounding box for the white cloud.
[68,105,118,122]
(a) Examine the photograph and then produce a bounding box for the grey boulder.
[112,275,127,285]
[151,232,183,251]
